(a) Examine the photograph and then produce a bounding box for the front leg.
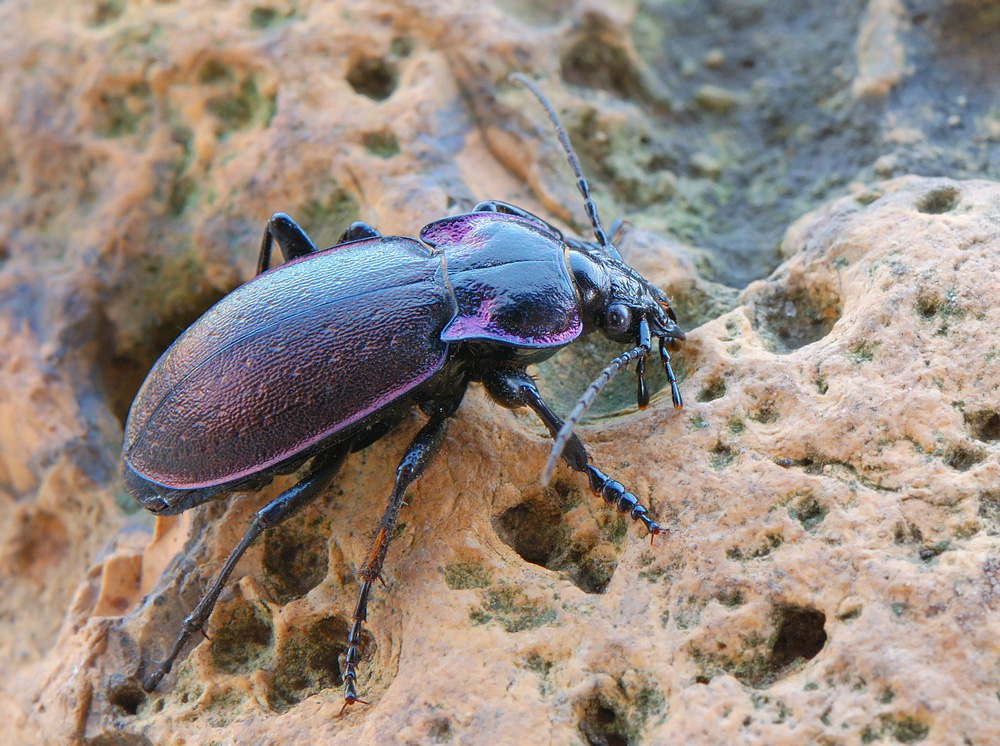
[482,368,665,537]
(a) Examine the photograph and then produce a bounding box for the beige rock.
[0,1,998,746]
[854,0,908,99]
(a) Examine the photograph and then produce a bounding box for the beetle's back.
[422,214,582,348]
[123,237,453,490]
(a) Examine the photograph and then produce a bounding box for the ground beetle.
[122,74,685,710]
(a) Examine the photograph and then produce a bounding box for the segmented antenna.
[509,73,611,252]
[541,341,650,486]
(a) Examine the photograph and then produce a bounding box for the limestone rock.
[1,1,999,745]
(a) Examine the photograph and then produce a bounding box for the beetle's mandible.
[122,73,685,710]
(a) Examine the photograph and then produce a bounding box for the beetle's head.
[568,242,684,414]
[568,245,685,348]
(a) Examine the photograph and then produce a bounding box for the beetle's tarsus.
[483,367,663,537]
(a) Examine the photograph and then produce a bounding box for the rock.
[0,1,999,745]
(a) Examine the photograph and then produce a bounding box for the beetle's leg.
[341,397,461,712]
[483,368,665,537]
[256,212,319,274]
[141,444,349,692]
[337,221,381,243]
[472,200,568,242]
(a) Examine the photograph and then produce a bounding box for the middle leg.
[340,393,463,711]
[483,367,665,536]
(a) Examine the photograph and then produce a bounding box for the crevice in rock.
[269,615,365,712]
[209,599,274,676]
[965,410,1000,443]
[916,185,960,214]
[745,276,842,354]
[492,493,619,594]
[346,56,398,101]
[261,519,329,605]
[579,696,631,746]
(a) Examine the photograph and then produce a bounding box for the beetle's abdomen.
[421,214,582,348]
[123,237,453,490]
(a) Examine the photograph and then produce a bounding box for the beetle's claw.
[648,523,667,546]
[338,695,370,716]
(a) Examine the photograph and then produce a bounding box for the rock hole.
[770,605,827,670]
[107,677,145,716]
[493,498,562,568]
[579,697,631,746]
[788,495,827,531]
[965,411,1000,443]
[916,186,959,214]
[427,717,454,743]
[696,604,827,688]
[709,442,734,470]
[363,129,400,158]
[250,7,283,28]
[298,183,361,248]
[270,616,364,712]
[199,59,234,84]
[95,82,152,138]
[262,520,329,605]
[390,37,414,58]
[207,75,276,133]
[746,280,842,353]
[90,0,124,26]
[894,521,922,545]
[726,532,784,561]
[346,57,398,101]
[209,600,274,675]
[915,293,938,319]
[561,34,643,99]
[493,497,617,594]
[750,400,779,424]
[696,378,726,402]
[944,444,985,472]
[534,334,671,418]
[978,490,1000,533]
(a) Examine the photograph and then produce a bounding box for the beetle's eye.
[604,303,631,335]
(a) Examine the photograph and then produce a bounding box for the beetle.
[122,73,685,710]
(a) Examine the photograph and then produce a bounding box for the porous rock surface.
[1,1,999,745]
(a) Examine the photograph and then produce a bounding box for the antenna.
[509,73,612,253]
[541,339,650,486]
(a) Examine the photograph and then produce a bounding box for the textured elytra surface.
[123,236,450,489]
[1,1,1000,746]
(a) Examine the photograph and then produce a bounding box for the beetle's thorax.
[567,245,684,345]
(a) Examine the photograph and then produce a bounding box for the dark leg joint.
[338,221,381,243]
